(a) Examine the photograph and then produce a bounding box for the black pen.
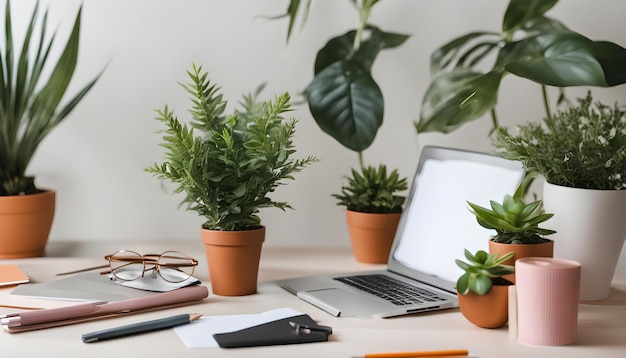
[82,313,202,343]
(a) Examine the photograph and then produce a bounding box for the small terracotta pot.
[345,210,401,264]
[200,226,265,296]
[457,283,510,329]
[0,190,55,259]
[489,239,554,283]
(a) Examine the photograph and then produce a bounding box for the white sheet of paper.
[174,307,302,348]
[116,274,200,292]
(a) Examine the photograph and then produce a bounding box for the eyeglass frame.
[103,250,198,283]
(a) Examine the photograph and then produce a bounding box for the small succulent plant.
[455,249,515,295]
[467,195,556,244]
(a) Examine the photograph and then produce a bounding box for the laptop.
[277,146,525,318]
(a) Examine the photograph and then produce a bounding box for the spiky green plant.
[455,249,515,295]
[467,194,556,244]
[333,164,407,213]
[0,1,100,195]
[146,64,318,231]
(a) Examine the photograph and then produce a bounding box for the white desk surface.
[1,240,625,357]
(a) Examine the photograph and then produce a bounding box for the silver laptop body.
[277,146,524,318]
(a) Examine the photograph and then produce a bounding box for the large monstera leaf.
[417,69,503,134]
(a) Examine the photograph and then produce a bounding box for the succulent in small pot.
[467,194,556,282]
[467,194,556,245]
[456,249,514,296]
[455,249,514,329]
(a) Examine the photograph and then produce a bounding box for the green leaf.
[430,31,499,76]
[416,68,502,133]
[470,273,493,295]
[380,30,410,50]
[504,32,607,87]
[488,264,515,276]
[456,272,470,295]
[314,26,407,76]
[314,31,356,75]
[0,2,100,195]
[591,41,626,86]
[306,60,383,151]
[502,0,558,34]
[267,0,312,43]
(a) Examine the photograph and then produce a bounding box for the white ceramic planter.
[543,182,626,301]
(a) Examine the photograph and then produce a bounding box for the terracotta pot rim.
[201,224,264,231]
[200,226,265,247]
[0,189,55,201]
[489,238,554,246]
[346,209,402,216]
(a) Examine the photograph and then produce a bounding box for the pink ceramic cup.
[515,257,581,346]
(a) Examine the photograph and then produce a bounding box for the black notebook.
[213,314,332,348]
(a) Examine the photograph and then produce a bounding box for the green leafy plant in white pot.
[494,92,626,301]
[455,249,515,329]
[271,0,409,263]
[0,1,100,258]
[146,64,317,296]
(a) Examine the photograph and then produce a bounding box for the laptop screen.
[389,146,524,290]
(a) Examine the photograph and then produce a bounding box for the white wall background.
[6,0,626,270]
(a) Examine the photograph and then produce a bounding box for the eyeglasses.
[103,250,198,283]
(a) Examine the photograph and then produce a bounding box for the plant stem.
[358,151,365,169]
[489,108,499,135]
[542,85,552,120]
[352,0,374,51]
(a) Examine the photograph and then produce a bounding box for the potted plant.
[494,92,626,301]
[415,0,626,136]
[455,249,515,329]
[0,1,100,258]
[270,1,410,262]
[467,194,555,282]
[146,64,317,296]
[333,164,407,263]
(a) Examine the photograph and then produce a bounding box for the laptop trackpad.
[297,288,385,318]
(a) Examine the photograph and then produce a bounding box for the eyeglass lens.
[157,251,196,282]
[108,250,196,283]
[109,250,145,281]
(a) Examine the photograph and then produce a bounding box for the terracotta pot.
[345,210,401,264]
[457,283,510,329]
[489,239,554,283]
[0,190,55,259]
[200,226,265,296]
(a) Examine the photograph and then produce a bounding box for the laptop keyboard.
[334,274,447,306]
